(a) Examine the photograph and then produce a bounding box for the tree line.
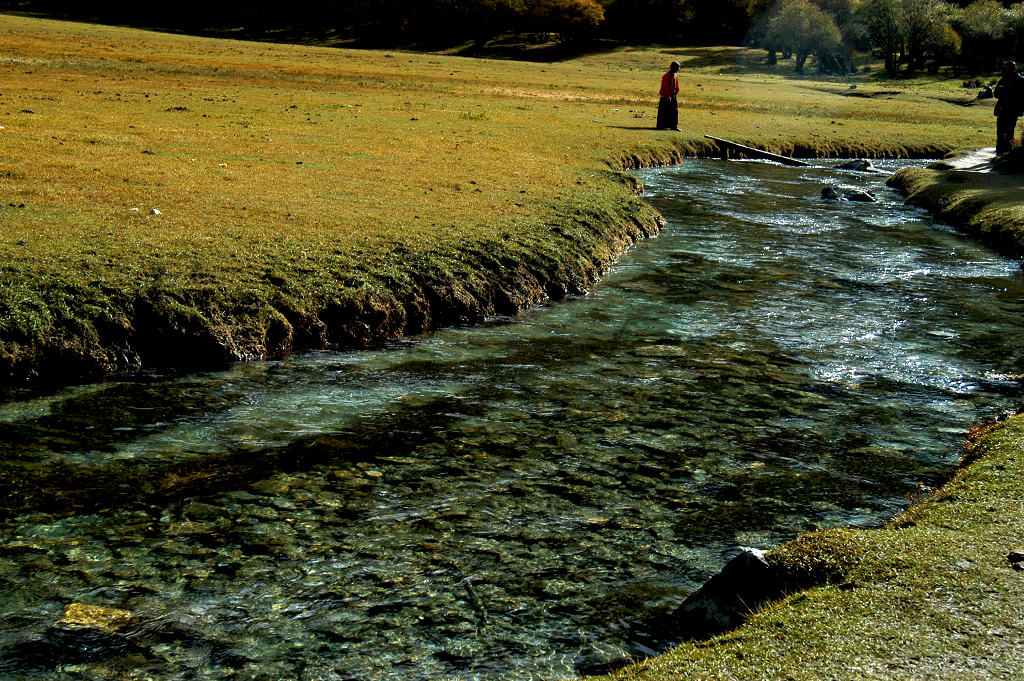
[748,0,1024,74]
[2,0,1022,74]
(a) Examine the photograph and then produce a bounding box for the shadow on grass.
[450,37,627,63]
[661,45,754,70]
[605,125,661,131]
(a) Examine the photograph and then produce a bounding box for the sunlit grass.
[0,14,996,381]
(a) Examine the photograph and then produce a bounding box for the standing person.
[657,61,681,131]
[994,60,1024,155]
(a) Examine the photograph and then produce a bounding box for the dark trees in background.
[762,0,842,72]
[0,0,602,45]
[603,0,753,45]
[955,0,1009,72]
[6,0,1024,77]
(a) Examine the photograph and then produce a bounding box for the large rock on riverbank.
[668,548,788,637]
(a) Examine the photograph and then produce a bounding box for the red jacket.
[660,71,679,99]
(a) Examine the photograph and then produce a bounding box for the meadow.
[0,13,996,385]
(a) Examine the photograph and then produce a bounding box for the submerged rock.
[667,548,787,637]
[836,159,877,172]
[57,603,132,633]
[574,643,636,676]
[2,603,137,669]
[822,185,877,202]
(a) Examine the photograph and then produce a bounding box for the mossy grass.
[0,15,995,386]
[595,411,1024,680]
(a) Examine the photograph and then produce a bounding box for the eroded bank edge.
[888,161,1024,258]
[0,138,958,392]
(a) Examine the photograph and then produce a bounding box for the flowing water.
[1,159,1023,681]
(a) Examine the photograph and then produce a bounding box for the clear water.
[1,159,1022,681]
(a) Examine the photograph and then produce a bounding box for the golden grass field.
[0,13,996,384]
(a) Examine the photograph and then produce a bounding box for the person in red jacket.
[657,61,681,131]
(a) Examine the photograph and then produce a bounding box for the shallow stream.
[1,159,1023,680]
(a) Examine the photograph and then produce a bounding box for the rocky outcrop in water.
[836,159,879,172]
[822,185,877,202]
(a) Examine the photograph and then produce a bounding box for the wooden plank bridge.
[704,135,810,167]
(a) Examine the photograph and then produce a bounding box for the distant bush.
[763,0,842,72]
[527,0,605,41]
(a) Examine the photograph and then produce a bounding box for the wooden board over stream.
[705,135,810,167]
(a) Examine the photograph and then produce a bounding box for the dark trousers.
[996,114,1019,155]
[656,97,678,130]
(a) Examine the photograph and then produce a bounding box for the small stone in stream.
[58,603,132,633]
[225,490,259,502]
[821,185,876,202]
[845,189,876,202]
[836,159,876,172]
[1008,549,1024,564]
[0,541,49,556]
[182,502,220,521]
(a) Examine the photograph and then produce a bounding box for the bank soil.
[0,188,664,388]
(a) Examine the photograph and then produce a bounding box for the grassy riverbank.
[889,149,1024,257]
[0,14,996,386]
[597,411,1024,681]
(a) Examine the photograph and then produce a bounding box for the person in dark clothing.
[994,60,1024,155]
[656,61,681,131]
